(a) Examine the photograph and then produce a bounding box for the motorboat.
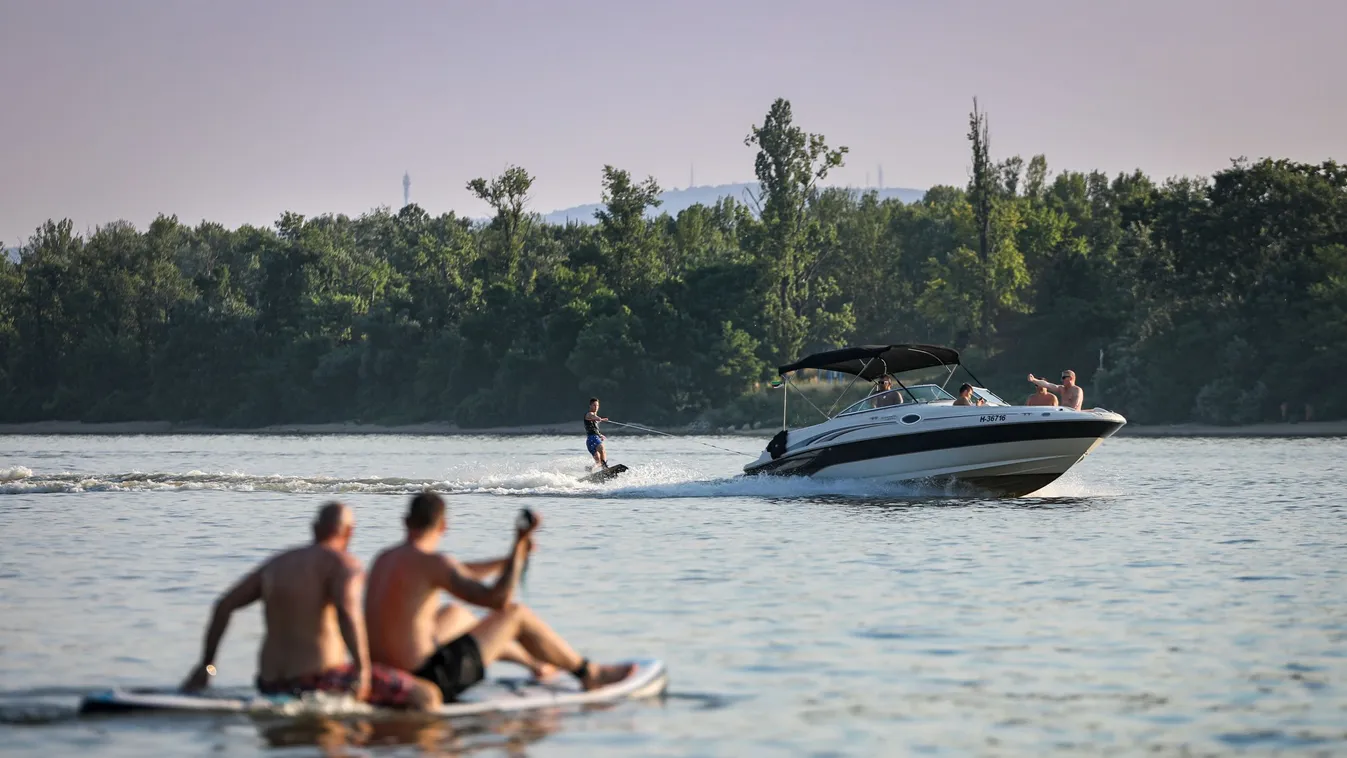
[742,344,1126,496]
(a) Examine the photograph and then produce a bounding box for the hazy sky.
[2,0,1343,244]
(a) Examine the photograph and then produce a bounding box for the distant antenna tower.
[689,162,695,189]
[878,164,884,189]
[402,171,411,207]
[865,171,870,188]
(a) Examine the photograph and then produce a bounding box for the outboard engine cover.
[766,429,789,460]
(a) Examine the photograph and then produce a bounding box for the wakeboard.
[78,658,666,717]
[578,463,628,483]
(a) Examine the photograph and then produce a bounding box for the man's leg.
[468,604,631,690]
[587,437,602,472]
[597,442,608,468]
[434,604,556,680]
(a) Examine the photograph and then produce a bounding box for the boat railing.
[837,384,957,416]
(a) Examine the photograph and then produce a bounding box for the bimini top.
[778,344,961,380]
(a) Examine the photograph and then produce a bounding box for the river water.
[0,433,1344,756]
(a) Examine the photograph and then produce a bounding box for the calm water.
[1,433,1344,756]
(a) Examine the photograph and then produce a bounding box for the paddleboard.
[578,463,628,483]
[78,658,667,717]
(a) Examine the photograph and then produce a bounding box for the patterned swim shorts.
[256,663,419,708]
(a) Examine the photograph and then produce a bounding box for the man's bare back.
[180,503,433,710]
[367,543,456,670]
[255,543,359,681]
[1026,387,1059,407]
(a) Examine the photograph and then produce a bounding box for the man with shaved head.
[180,502,438,709]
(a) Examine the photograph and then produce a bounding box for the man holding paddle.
[365,491,632,706]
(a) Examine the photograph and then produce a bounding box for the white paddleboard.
[78,658,667,717]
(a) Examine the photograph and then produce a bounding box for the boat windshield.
[973,387,1011,406]
[838,384,957,416]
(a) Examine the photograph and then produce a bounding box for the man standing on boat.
[584,397,609,472]
[365,491,633,707]
[180,502,438,710]
[1028,370,1084,410]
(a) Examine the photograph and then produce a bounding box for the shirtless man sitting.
[1028,369,1084,410]
[1026,385,1059,407]
[180,502,437,710]
[952,383,975,406]
[365,491,632,707]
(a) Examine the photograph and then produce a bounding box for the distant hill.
[3,247,19,263]
[541,182,925,225]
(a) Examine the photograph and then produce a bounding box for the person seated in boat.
[180,502,439,710]
[365,492,633,708]
[869,375,901,408]
[1028,369,1084,410]
[584,397,609,472]
[1026,385,1059,407]
[953,383,975,406]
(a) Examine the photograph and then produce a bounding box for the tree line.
[1,98,1343,428]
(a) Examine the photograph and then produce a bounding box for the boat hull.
[743,414,1124,497]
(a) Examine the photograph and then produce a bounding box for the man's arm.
[181,567,264,691]
[457,556,509,581]
[1028,374,1063,392]
[330,557,372,700]
[435,536,530,611]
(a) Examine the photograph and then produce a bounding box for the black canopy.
[777,344,961,380]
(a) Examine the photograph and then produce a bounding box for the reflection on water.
[1,434,1345,756]
[258,712,558,756]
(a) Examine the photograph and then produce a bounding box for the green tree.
[744,97,849,362]
[467,165,534,284]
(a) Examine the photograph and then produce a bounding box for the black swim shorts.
[413,634,485,702]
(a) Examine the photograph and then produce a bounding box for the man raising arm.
[366,492,632,705]
[1028,369,1084,410]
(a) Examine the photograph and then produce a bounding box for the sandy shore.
[0,419,1344,438]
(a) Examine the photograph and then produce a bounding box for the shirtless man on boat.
[180,502,438,709]
[365,491,632,707]
[1029,369,1084,410]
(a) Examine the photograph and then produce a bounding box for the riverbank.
[0,419,1345,437]
[1113,420,1347,438]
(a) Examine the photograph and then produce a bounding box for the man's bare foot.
[531,662,560,682]
[580,662,634,691]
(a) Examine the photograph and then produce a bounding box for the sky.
[2,0,1344,244]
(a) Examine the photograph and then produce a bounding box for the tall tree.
[967,97,995,345]
[744,97,849,361]
[595,165,663,294]
[467,165,534,283]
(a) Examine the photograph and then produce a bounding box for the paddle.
[514,508,536,589]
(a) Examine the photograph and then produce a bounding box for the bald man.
[180,502,438,710]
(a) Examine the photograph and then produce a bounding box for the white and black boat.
[742,344,1126,496]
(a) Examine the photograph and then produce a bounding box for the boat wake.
[0,462,1111,500]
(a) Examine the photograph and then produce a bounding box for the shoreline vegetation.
[1,420,1344,438]
[2,97,1344,431]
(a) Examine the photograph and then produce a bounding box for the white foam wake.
[0,464,1103,500]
